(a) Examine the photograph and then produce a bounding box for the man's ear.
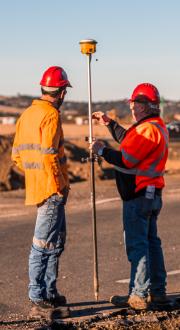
[139,103,146,111]
[60,89,67,98]
[58,90,63,98]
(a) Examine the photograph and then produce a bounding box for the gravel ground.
[1,302,180,330]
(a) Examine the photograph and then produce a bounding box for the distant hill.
[0,94,180,122]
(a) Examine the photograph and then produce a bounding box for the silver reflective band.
[12,143,59,155]
[23,162,43,169]
[114,165,164,177]
[121,148,139,165]
[41,147,58,154]
[149,122,169,146]
[12,147,19,154]
[12,143,41,154]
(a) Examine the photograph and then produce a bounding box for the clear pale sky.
[0,0,180,101]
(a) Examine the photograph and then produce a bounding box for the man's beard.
[54,98,64,110]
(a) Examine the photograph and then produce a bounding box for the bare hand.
[92,111,111,126]
[58,185,71,199]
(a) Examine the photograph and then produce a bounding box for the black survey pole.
[79,39,99,300]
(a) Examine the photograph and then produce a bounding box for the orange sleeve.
[11,120,24,171]
[41,112,66,192]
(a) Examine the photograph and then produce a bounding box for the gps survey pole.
[79,39,99,301]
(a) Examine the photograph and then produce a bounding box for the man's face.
[130,101,145,122]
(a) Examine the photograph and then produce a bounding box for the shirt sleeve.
[11,120,24,171]
[102,147,125,167]
[107,120,127,143]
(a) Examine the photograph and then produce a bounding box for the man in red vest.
[92,83,169,310]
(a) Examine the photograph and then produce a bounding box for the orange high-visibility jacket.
[11,99,69,205]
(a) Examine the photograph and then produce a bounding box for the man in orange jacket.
[12,66,71,317]
[92,83,169,310]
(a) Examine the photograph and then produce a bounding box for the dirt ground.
[1,292,180,330]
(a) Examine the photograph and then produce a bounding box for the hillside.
[0,94,180,122]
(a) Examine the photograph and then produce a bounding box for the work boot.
[46,293,67,307]
[110,294,148,310]
[110,295,129,308]
[148,294,171,305]
[128,295,148,310]
[29,300,70,320]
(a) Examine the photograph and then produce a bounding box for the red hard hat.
[130,83,160,104]
[40,66,72,88]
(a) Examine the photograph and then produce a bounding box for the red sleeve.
[120,123,160,168]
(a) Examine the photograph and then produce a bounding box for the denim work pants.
[29,194,66,302]
[123,194,167,298]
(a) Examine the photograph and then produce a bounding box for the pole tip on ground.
[95,292,99,301]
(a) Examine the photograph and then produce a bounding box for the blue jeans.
[29,194,66,302]
[123,194,167,298]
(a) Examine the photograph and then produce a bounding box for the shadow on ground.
[1,293,180,330]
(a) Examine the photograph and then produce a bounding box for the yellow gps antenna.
[79,39,97,55]
[79,39,99,301]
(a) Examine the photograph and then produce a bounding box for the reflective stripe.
[23,162,43,169]
[12,144,41,154]
[114,165,164,177]
[12,143,59,155]
[149,122,169,146]
[17,143,41,151]
[59,155,67,165]
[121,148,139,165]
[12,147,19,154]
[41,147,58,154]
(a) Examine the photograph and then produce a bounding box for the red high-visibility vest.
[115,117,169,192]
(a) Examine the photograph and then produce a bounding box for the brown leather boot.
[110,294,148,310]
[29,300,70,320]
[128,295,148,310]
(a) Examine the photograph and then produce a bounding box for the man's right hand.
[58,186,70,203]
[59,185,70,196]
[92,111,111,126]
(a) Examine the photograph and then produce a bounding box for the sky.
[0,0,180,102]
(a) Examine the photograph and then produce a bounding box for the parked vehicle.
[166,121,180,139]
